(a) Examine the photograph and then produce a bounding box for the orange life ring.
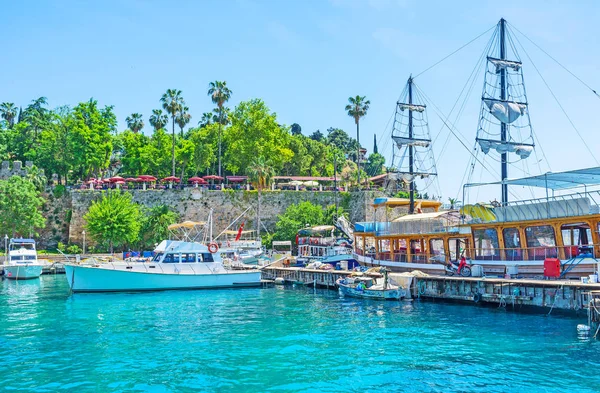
[208,242,219,253]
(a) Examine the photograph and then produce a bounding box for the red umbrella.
[188,176,206,183]
[203,175,224,180]
[226,176,247,183]
[125,177,138,182]
[114,180,126,185]
[162,176,181,182]
[109,176,125,183]
[138,175,157,181]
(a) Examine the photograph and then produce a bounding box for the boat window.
[448,238,466,261]
[429,238,445,262]
[410,239,427,263]
[472,228,500,260]
[502,227,522,260]
[152,253,163,262]
[561,223,592,258]
[201,253,214,262]
[10,256,24,261]
[525,225,557,260]
[162,253,178,263]
[181,253,197,263]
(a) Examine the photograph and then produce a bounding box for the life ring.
[473,292,482,303]
[208,242,219,253]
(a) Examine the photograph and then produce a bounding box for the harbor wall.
[59,189,384,248]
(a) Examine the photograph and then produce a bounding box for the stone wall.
[66,189,385,246]
[0,160,40,179]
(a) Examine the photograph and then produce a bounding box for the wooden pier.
[261,266,600,313]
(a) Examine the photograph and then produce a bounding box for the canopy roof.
[372,197,442,211]
[467,166,600,191]
[10,238,35,244]
[167,221,206,230]
[222,229,256,235]
[392,211,458,222]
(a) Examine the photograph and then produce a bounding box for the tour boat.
[3,238,44,280]
[353,19,600,279]
[336,273,404,300]
[64,240,262,293]
[296,224,358,269]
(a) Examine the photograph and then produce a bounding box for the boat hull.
[64,264,262,293]
[3,265,43,280]
[337,284,402,300]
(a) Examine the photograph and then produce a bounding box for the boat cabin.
[8,238,38,264]
[151,240,221,264]
[296,225,352,259]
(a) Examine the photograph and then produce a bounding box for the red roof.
[273,176,339,182]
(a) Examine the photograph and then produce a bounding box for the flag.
[235,222,245,241]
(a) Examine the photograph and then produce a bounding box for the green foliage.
[57,242,66,252]
[224,99,293,173]
[0,176,46,237]
[138,204,179,250]
[83,191,141,253]
[365,152,385,176]
[273,201,326,243]
[67,244,82,254]
[53,184,66,198]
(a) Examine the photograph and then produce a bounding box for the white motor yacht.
[3,238,44,280]
[64,240,262,293]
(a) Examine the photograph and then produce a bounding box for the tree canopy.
[0,176,46,237]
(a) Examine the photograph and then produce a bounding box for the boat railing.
[355,220,459,236]
[356,244,599,264]
[467,190,600,224]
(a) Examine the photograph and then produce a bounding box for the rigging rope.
[413,25,496,79]
[511,30,600,166]
[508,22,600,100]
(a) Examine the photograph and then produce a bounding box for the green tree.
[199,112,215,128]
[247,156,275,236]
[345,95,370,187]
[161,89,184,177]
[149,109,168,131]
[207,81,232,177]
[0,176,46,237]
[224,99,293,173]
[138,204,179,249]
[126,113,144,133]
[176,138,195,179]
[309,130,324,142]
[175,105,192,137]
[119,130,149,175]
[274,201,325,243]
[84,191,141,253]
[189,125,216,174]
[69,99,114,180]
[36,106,74,184]
[290,123,302,136]
[365,152,385,176]
[0,102,18,128]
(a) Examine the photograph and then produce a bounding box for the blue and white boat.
[296,225,359,269]
[64,240,261,293]
[336,274,404,300]
[3,238,44,280]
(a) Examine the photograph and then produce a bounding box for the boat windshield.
[152,253,163,262]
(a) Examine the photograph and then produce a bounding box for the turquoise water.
[1,276,599,393]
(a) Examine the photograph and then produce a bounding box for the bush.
[53,184,67,198]
[67,244,82,254]
[57,242,66,252]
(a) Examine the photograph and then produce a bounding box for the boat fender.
[473,292,482,303]
[208,242,219,253]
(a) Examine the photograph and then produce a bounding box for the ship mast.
[499,18,508,205]
[408,77,415,213]
[392,77,437,214]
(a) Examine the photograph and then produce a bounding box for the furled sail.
[488,57,522,72]
[392,136,431,148]
[397,103,426,112]
[477,139,534,158]
[483,99,527,124]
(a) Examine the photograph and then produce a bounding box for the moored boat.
[3,238,44,280]
[336,271,404,300]
[64,240,261,293]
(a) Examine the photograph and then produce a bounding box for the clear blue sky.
[2,0,599,202]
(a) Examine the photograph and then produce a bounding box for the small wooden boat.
[336,272,404,300]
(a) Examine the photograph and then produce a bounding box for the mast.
[392,77,437,214]
[500,18,508,205]
[408,77,415,214]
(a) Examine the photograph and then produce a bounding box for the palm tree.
[126,113,144,133]
[345,95,370,188]
[175,106,192,137]
[149,109,168,131]
[247,156,274,238]
[448,197,459,210]
[160,89,184,176]
[207,81,232,177]
[0,102,18,127]
[198,112,215,128]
